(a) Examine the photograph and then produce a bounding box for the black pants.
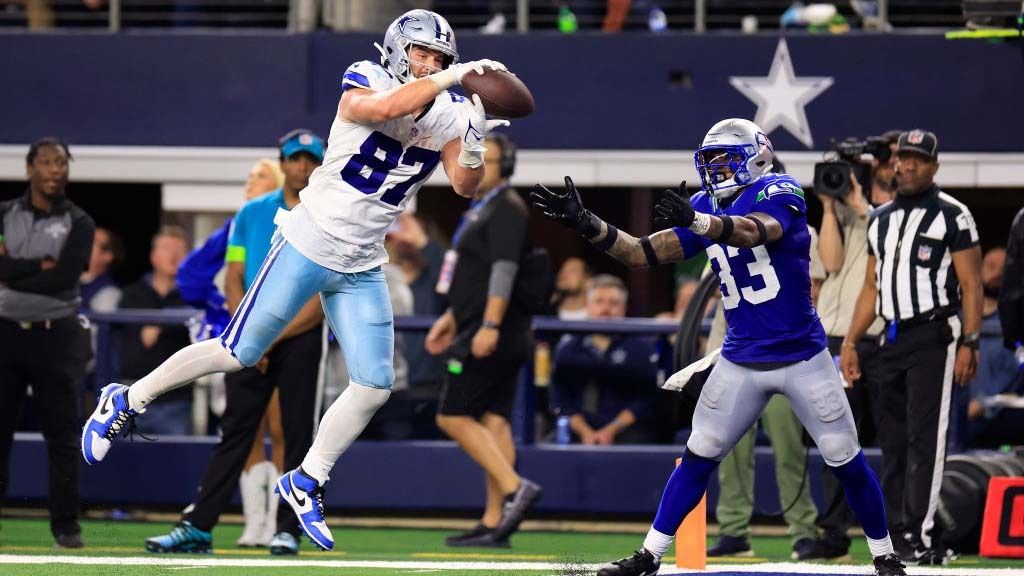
[870,319,957,547]
[0,316,89,537]
[184,328,321,535]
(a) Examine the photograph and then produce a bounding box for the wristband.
[714,215,734,242]
[688,212,712,235]
[458,148,484,169]
[594,225,618,252]
[482,319,500,330]
[640,235,660,266]
[750,216,768,245]
[428,67,458,90]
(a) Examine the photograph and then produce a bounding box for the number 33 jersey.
[282,60,470,273]
[673,173,827,364]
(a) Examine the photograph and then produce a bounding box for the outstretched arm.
[653,186,783,248]
[530,177,686,268]
[340,59,506,124]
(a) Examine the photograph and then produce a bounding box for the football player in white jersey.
[82,9,511,552]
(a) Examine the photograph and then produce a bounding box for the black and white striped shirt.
[867,185,979,322]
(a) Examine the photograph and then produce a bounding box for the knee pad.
[817,432,860,467]
[686,429,727,461]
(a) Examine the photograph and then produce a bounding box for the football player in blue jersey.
[530,119,905,576]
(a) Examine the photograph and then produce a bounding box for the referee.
[840,130,982,565]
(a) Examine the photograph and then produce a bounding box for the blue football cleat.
[81,383,143,465]
[275,468,333,551]
[145,521,212,553]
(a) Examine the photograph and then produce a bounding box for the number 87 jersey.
[674,173,827,364]
[281,59,470,273]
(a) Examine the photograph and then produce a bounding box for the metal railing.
[0,0,975,33]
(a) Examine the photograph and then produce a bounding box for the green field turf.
[0,518,1020,575]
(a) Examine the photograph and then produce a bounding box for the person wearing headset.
[426,132,543,548]
[814,131,899,559]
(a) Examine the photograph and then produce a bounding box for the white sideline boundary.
[0,555,1021,575]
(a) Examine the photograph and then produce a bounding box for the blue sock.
[831,451,888,540]
[651,451,719,535]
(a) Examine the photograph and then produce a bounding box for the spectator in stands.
[966,247,1023,447]
[145,130,325,556]
[705,222,827,561]
[79,226,124,400]
[0,137,94,548]
[175,157,284,547]
[549,274,661,444]
[426,133,541,548]
[119,225,193,435]
[80,227,123,315]
[387,212,447,438]
[551,257,591,319]
[814,132,899,559]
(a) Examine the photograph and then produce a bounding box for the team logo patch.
[298,134,313,145]
[908,130,925,145]
[756,181,804,203]
[918,245,932,262]
[44,221,69,240]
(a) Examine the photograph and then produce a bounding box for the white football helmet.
[378,10,459,83]
[694,118,774,199]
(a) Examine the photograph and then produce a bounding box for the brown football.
[461,68,535,119]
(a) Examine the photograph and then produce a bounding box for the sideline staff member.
[426,133,542,548]
[841,129,982,564]
[0,137,95,548]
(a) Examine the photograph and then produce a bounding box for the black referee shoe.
[873,553,907,576]
[597,548,660,576]
[491,478,542,541]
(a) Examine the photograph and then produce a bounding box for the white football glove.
[429,59,508,90]
[459,93,510,169]
[662,347,721,392]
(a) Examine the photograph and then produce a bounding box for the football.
[461,68,535,119]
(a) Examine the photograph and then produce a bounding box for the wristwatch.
[482,319,501,330]
[959,332,980,350]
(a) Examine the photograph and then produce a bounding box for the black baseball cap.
[897,129,938,160]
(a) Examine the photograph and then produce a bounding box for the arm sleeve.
[0,255,43,281]
[342,60,393,93]
[7,212,94,294]
[621,339,660,422]
[947,204,980,253]
[550,335,591,416]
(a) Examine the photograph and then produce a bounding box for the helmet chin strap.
[373,42,388,63]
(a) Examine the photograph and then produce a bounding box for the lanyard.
[451,184,506,248]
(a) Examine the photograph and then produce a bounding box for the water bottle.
[555,415,572,445]
[557,5,578,34]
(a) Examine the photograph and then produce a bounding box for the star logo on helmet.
[729,39,833,148]
[396,15,417,31]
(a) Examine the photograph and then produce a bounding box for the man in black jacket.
[425,133,542,548]
[0,137,94,548]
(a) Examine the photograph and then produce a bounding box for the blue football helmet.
[377,9,459,84]
[694,118,774,199]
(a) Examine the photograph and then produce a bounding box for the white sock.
[642,527,674,560]
[866,534,895,558]
[300,382,390,485]
[127,339,242,411]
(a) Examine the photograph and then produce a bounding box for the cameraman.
[813,131,899,559]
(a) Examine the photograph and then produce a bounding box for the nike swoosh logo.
[98,394,113,418]
[290,475,307,508]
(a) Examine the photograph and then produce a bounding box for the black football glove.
[653,181,695,230]
[530,176,601,238]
